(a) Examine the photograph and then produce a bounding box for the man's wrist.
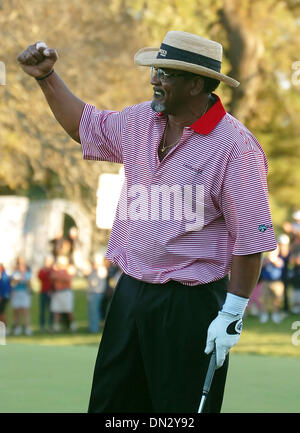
[221,292,249,316]
[35,69,54,81]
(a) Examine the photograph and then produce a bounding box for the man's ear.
[190,76,204,96]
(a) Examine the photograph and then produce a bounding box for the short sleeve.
[220,150,277,255]
[79,104,131,164]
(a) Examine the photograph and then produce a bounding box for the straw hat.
[134,31,240,88]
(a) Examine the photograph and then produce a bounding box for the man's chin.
[151,100,166,113]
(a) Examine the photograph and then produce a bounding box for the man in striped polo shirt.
[18,31,277,413]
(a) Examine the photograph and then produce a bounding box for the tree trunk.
[218,0,264,122]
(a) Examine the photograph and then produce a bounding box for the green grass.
[0,343,97,413]
[222,353,300,413]
[0,345,299,413]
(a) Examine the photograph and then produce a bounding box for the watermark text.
[291,61,300,87]
[0,61,5,85]
[118,182,204,231]
[291,321,300,346]
[0,321,6,345]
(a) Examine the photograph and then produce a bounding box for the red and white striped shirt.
[79,95,277,285]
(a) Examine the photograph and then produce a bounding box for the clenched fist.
[17,42,58,79]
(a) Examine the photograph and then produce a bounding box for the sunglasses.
[150,67,189,82]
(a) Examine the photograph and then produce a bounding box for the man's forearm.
[228,253,263,298]
[206,252,263,367]
[37,71,85,143]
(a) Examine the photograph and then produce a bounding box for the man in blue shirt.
[0,264,11,327]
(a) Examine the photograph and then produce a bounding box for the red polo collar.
[190,94,226,135]
[157,94,226,135]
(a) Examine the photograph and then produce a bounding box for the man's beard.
[151,99,166,113]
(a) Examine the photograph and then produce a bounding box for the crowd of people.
[1,213,300,335]
[247,210,300,323]
[0,227,122,336]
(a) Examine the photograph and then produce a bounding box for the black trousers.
[88,273,229,413]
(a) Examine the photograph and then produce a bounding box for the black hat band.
[157,43,221,73]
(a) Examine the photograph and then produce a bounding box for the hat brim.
[134,47,240,88]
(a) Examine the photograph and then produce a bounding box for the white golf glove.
[204,293,248,368]
[204,311,243,368]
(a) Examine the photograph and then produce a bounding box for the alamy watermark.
[291,61,300,87]
[117,182,205,231]
[0,321,6,345]
[291,321,300,346]
[0,61,5,85]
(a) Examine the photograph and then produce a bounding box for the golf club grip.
[203,349,216,395]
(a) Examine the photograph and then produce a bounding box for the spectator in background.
[283,210,300,234]
[101,260,122,320]
[277,234,291,314]
[10,257,33,335]
[50,256,76,332]
[283,211,300,314]
[289,250,300,314]
[0,264,11,328]
[67,226,79,266]
[283,210,300,255]
[246,281,262,317]
[50,227,80,269]
[259,247,285,323]
[38,256,54,332]
[86,258,108,334]
[49,230,65,261]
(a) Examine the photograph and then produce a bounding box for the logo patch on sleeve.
[258,224,273,232]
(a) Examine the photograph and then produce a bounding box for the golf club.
[198,348,217,413]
